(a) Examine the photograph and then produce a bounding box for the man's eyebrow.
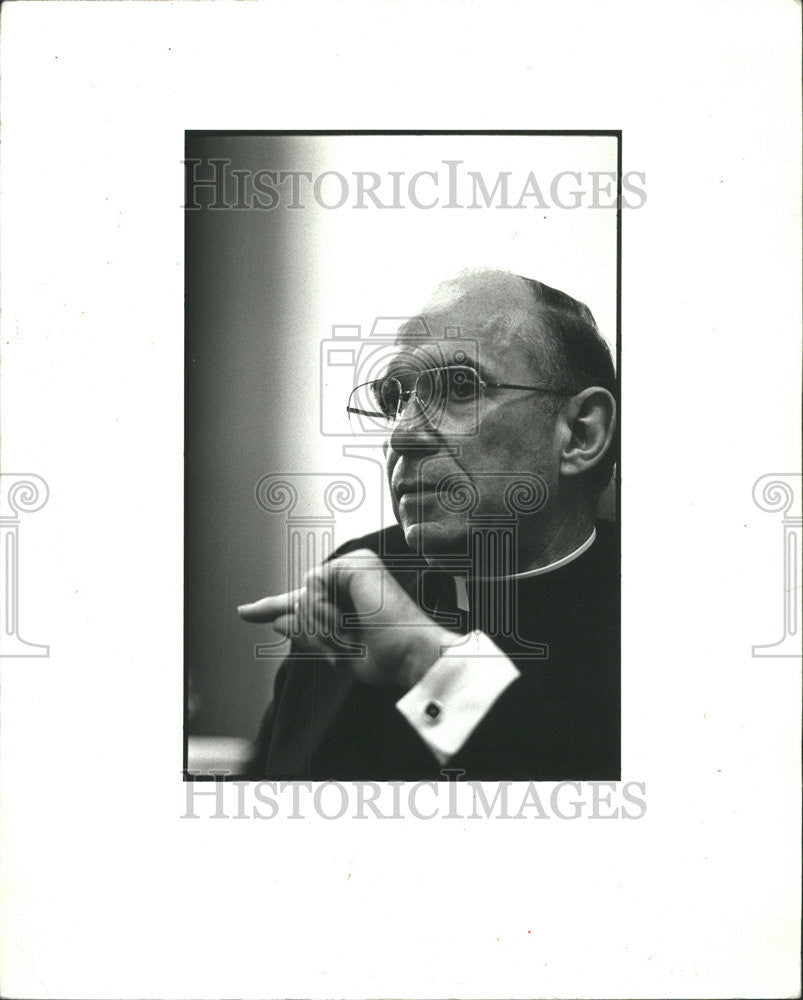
[449,355,495,381]
[383,359,417,380]
[382,348,432,378]
[466,358,490,379]
[383,356,495,381]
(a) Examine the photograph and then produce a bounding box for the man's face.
[381,275,563,566]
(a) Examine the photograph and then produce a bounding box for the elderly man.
[239,270,619,780]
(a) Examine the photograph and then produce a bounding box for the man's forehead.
[392,298,543,376]
[386,337,482,373]
[395,271,541,348]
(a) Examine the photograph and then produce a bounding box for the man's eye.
[447,368,479,402]
[372,379,399,417]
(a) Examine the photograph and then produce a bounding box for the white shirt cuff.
[395,630,521,765]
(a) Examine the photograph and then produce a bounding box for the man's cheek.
[390,492,401,526]
[384,447,397,508]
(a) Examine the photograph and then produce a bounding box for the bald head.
[422,269,537,321]
[400,269,549,362]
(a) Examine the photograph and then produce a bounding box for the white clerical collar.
[509,527,597,580]
[452,528,597,610]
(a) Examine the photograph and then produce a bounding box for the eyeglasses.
[346,365,568,429]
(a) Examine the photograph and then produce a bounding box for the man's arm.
[395,629,520,765]
[238,550,522,768]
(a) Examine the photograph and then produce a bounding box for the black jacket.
[249,521,619,781]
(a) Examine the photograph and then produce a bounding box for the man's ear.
[558,387,617,480]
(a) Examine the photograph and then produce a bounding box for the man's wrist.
[400,626,456,690]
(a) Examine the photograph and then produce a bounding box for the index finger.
[237,587,306,623]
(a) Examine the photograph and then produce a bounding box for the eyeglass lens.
[364,367,480,421]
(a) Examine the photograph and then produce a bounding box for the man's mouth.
[396,486,444,525]
[394,481,437,502]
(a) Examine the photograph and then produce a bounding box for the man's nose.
[386,392,441,454]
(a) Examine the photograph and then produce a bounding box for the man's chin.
[401,519,467,559]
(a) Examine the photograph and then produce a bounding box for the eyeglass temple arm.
[485,381,568,395]
[346,405,387,418]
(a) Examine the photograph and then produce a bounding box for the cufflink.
[424,701,442,721]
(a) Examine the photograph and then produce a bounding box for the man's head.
[378,269,617,570]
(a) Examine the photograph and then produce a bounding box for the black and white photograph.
[0,4,799,1000]
[184,132,623,782]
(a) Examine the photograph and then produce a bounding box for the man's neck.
[451,527,596,609]
[512,527,596,579]
[415,507,598,577]
[515,510,597,574]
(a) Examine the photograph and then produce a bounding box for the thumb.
[322,549,417,624]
